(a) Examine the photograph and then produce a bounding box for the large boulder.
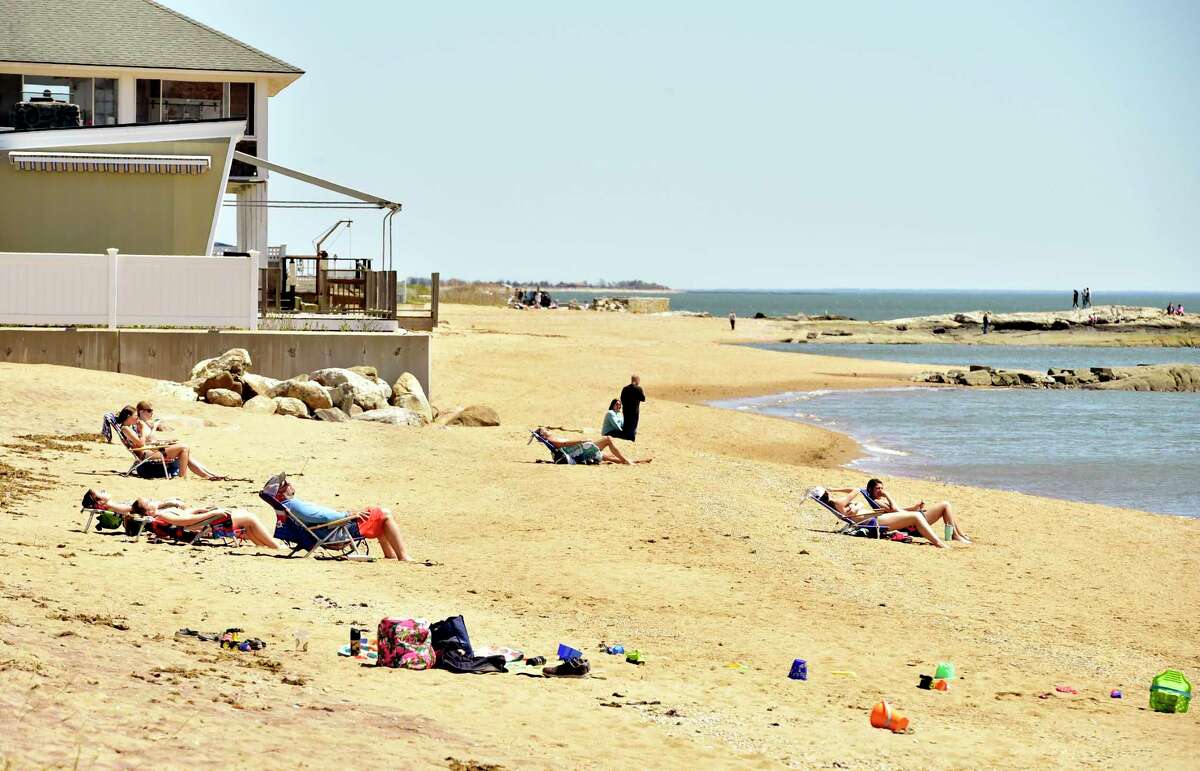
[195,370,241,398]
[349,366,378,379]
[150,380,198,403]
[190,348,251,382]
[205,388,243,408]
[283,379,334,411]
[353,407,427,427]
[442,405,500,427]
[960,369,993,387]
[391,372,432,423]
[242,373,281,398]
[308,368,391,411]
[273,396,309,418]
[314,407,351,423]
[243,395,278,415]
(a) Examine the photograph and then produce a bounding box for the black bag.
[430,615,473,657]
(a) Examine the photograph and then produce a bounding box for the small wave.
[863,443,909,457]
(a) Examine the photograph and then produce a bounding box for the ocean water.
[713,346,1200,518]
[551,289,1200,321]
[749,343,1200,371]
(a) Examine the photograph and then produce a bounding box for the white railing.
[0,249,259,329]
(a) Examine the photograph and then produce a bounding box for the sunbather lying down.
[268,477,413,561]
[535,428,652,465]
[81,489,278,549]
[813,481,971,549]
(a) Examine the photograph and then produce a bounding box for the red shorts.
[357,506,388,538]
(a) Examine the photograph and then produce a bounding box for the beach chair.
[259,491,371,559]
[101,412,179,479]
[803,488,893,539]
[529,430,574,464]
[80,505,241,546]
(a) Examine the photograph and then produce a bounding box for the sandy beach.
[1,305,1197,769]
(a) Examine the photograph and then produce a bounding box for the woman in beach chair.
[129,498,279,549]
[533,427,649,465]
[267,475,413,561]
[110,405,225,480]
[861,479,972,545]
[811,486,954,548]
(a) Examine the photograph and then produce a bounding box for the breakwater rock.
[916,364,1200,392]
[890,305,1197,332]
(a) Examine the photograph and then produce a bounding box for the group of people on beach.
[532,374,651,465]
[96,402,415,561]
[1165,303,1186,316]
[1072,288,1092,309]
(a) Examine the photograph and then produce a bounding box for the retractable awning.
[232,151,400,209]
[8,151,212,174]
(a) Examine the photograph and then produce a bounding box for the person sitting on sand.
[601,399,627,438]
[81,489,278,549]
[535,427,650,465]
[114,405,225,480]
[268,476,413,561]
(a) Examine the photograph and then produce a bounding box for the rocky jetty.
[891,305,1197,333]
[153,348,500,427]
[917,363,1200,392]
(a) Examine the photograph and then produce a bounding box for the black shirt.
[620,383,645,426]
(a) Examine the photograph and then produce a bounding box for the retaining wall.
[0,328,431,396]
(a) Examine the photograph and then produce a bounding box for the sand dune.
[0,305,1196,769]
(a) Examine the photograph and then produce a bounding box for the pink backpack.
[376,618,436,670]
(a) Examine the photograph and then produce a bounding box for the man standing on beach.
[729,311,736,331]
[620,375,646,442]
[1073,289,1079,309]
[1083,287,1091,308]
[982,313,990,335]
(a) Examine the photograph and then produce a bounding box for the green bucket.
[1150,669,1192,714]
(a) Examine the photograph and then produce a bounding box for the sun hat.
[262,472,289,499]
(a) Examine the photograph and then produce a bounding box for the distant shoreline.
[519,286,679,294]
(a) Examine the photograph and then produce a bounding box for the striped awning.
[8,151,211,174]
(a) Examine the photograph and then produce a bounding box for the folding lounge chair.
[528,430,574,464]
[80,506,241,546]
[259,492,371,559]
[101,412,180,479]
[803,489,893,539]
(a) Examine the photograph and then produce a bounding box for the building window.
[94,78,117,125]
[136,79,161,123]
[162,80,224,122]
[229,82,255,136]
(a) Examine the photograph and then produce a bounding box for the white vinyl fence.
[0,249,259,329]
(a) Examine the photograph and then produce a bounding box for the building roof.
[0,0,303,75]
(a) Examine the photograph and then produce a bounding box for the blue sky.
[176,1,1200,290]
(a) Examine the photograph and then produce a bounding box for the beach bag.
[376,618,436,670]
[430,615,473,657]
[94,510,123,530]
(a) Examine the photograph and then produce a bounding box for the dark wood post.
[431,272,440,326]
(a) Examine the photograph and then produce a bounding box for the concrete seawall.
[0,328,431,396]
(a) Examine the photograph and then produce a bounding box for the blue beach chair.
[259,491,371,559]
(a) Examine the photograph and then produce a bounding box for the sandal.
[542,657,590,678]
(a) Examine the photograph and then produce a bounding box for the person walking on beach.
[982,313,990,335]
[620,375,646,442]
[1083,287,1091,308]
[729,311,736,331]
[1072,289,1079,309]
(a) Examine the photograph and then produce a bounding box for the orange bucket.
[870,700,910,733]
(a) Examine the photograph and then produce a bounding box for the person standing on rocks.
[729,311,736,331]
[620,375,646,442]
[1073,289,1079,309]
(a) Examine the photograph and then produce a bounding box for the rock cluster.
[155,348,503,427]
[589,297,671,313]
[916,363,1200,392]
[891,305,1196,333]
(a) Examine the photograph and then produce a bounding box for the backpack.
[376,618,436,670]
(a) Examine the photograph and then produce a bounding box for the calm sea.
[552,289,1200,321]
[713,345,1200,518]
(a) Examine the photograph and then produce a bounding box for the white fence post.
[247,249,260,331]
[105,248,119,329]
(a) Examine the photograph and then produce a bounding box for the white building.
[0,0,304,256]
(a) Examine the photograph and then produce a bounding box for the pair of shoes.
[543,657,590,678]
